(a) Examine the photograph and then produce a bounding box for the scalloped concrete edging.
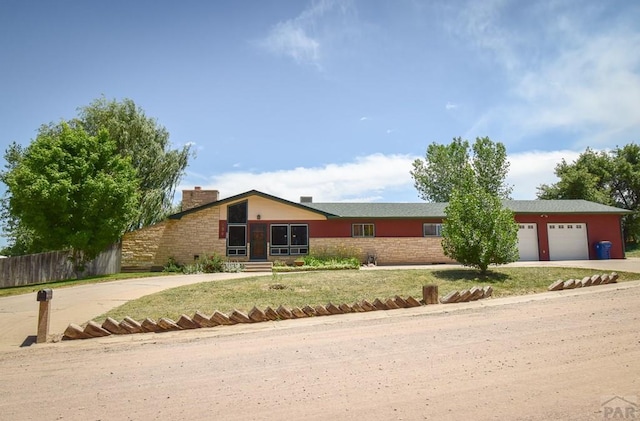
[547,272,618,291]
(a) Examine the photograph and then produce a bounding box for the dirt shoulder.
[1,281,638,421]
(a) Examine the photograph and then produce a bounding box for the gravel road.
[1,281,638,420]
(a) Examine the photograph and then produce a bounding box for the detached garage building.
[121,189,629,270]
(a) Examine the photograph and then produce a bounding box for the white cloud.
[445,102,458,110]
[260,21,321,67]
[180,150,583,203]
[256,0,356,70]
[449,2,640,148]
[448,0,519,71]
[359,116,369,121]
[511,32,640,147]
[182,153,417,202]
[506,149,581,199]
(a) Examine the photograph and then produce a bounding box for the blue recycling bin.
[595,241,612,259]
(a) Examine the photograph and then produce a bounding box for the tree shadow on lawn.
[431,269,509,283]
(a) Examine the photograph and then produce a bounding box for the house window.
[271,225,288,247]
[227,225,246,256]
[227,202,248,256]
[423,223,443,237]
[228,201,247,223]
[270,224,309,255]
[352,223,375,237]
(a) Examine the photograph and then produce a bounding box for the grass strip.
[95,267,639,323]
[0,272,174,298]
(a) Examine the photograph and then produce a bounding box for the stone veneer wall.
[123,211,455,270]
[309,237,455,265]
[122,206,225,269]
[181,188,219,211]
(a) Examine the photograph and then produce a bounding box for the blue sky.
[1,0,639,204]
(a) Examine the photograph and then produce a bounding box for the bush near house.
[163,253,244,274]
[274,245,361,272]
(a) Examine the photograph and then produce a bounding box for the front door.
[250,223,267,260]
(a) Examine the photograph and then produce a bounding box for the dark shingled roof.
[302,199,630,218]
[168,189,630,220]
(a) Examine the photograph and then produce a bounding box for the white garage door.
[517,224,539,261]
[547,223,589,260]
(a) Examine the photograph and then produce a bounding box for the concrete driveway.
[1,259,639,350]
[0,272,269,350]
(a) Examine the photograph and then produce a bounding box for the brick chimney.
[181,187,219,211]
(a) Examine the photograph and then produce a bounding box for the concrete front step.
[243,261,273,272]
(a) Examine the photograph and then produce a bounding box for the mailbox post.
[36,288,53,344]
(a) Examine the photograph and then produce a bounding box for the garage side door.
[517,224,539,261]
[547,223,588,260]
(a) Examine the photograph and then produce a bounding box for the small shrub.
[272,248,360,272]
[223,261,245,273]
[310,244,361,260]
[181,262,203,274]
[163,257,183,273]
[172,253,243,274]
[200,253,225,273]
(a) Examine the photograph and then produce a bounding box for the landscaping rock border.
[439,285,493,304]
[68,273,612,340]
[62,295,426,341]
[548,272,618,291]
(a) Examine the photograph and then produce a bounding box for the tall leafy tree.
[77,97,192,230]
[441,167,519,274]
[537,148,612,203]
[537,145,640,242]
[411,137,469,203]
[472,136,513,200]
[1,123,139,269]
[0,143,36,255]
[411,136,512,202]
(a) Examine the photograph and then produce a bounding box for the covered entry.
[547,223,589,260]
[517,223,539,261]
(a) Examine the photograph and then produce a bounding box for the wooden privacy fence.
[0,243,121,288]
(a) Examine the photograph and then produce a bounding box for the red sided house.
[121,188,629,271]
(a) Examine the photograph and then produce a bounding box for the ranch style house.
[121,187,629,271]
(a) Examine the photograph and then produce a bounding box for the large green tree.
[1,123,139,267]
[411,136,512,202]
[77,97,192,230]
[441,167,519,273]
[537,144,640,242]
[31,98,191,227]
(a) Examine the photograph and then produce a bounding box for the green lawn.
[0,272,173,298]
[95,267,639,323]
[625,243,640,258]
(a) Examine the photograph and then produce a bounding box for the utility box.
[595,241,612,259]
